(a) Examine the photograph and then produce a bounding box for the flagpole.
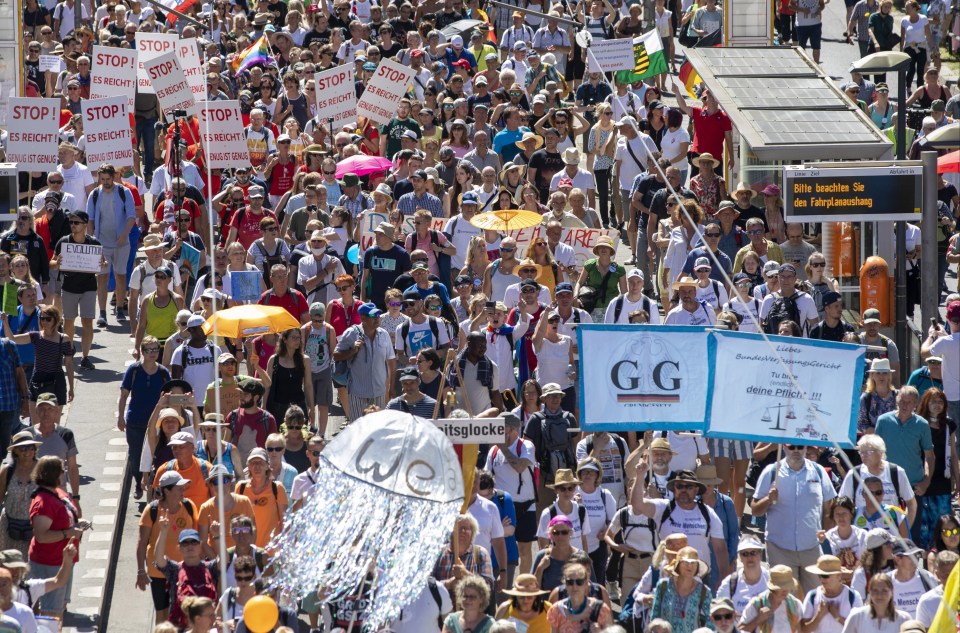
[138,0,206,29]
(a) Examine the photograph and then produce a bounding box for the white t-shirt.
[443,213,482,270]
[502,283,551,310]
[388,579,453,633]
[929,332,959,400]
[537,502,592,548]
[759,290,819,332]
[659,431,708,472]
[575,486,616,553]
[696,279,729,311]
[740,598,795,633]
[171,341,223,396]
[716,568,771,616]
[651,498,724,555]
[800,586,863,633]
[664,303,717,326]
[891,570,935,618]
[130,259,183,295]
[57,163,94,213]
[823,525,866,571]
[3,602,38,633]
[550,168,596,193]
[484,438,537,504]
[468,495,505,556]
[840,605,910,633]
[395,317,451,359]
[608,506,656,553]
[660,127,691,166]
[724,296,762,333]
[915,586,943,628]
[615,134,658,190]
[603,293,661,324]
[901,15,929,45]
[838,464,915,514]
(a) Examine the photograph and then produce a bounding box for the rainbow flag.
[231,34,275,76]
[678,60,702,98]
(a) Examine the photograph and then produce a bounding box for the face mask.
[311,247,326,256]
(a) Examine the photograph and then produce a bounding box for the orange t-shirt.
[235,480,288,548]
[153,457,214,507]
[139,500,199,579]
[196,494,256,550]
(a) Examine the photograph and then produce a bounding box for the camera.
[171,109,188,118]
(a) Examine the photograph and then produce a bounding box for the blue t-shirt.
[7,307,40,365]
[362,244,411,310]
[493,128,524,163]
[121,363,172,428]
[874,411,934,485]
[404,282,451,304]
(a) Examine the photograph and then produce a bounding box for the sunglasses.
[552,529,571,536]
[39,315,55,322]
[519,268,538,274]
[704,232,721,238]
[811,262,825,267]
[942,528,960,537]
[784,445,804,450]
[286,425,304,431]
[69,220,85,225]
[337,285,352,291]
[674,482,698,490]
[310,450,322,457]
[232,527,252,534]
[666,201,678,207]
[713,613,734,621]
[266,447,284,452]
[209,477,232,486]
[556,485,576,492]
[564,577,587,586]
[142,347,161,353]
[500,247,515,252]
[49,179,64,184]
[235,574,255,582]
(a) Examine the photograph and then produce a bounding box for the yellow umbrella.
[201,304,301,338]
[469,210,544,232]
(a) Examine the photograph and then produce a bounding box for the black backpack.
[549,503,588,532]
[148,498,196,523]
[541,413,575,474]
[613,295,652,323]
[614,506,658,549]
[852,463,904,508]
[660,499,712,536]
[399,317,441,357]
[763,293,801,334]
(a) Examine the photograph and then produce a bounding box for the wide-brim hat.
[547,469,581,489]
[540,382,564,398]
[515,131,544,150]
[672,275,698,290]
[499,161,526,183]
[804,555,848,576]
[732,181,753,196]
[8,432,42,450]
[140,234,164,252]
[671,547,709,577]
[767,565,797,591]
[666,469,706,495]
[592,235,616,255]
[562,147,581,165]
[868,358,894,373]
[694,464,723,486]
[649,437,677,454]
[502,574,550,597]
[692,152,719,168]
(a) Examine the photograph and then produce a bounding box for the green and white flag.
[614,30,668,84]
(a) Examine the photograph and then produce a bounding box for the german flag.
[678,61,702,98]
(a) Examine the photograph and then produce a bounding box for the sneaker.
[116,308,126,320]
[96,315,107,328]
[79,357,94,370]
[606,580,621,602]
[134,482,143,500]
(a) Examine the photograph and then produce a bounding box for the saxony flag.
[614,30,668,84]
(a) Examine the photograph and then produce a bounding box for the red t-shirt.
[29,488,81,566]
[229,408,278,448]
[259,288,309,321]
[691,106,732,158]
[268,159,296,196]
[229,208,276,250]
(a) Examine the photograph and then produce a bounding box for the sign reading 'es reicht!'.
[783,164,922,223]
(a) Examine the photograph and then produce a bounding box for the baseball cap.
[246,447,268,463]
[36,393,58,408]
[218,352,236,364]
[694,256,711,271]
[186,314,206,328]
[862,308,882,325]
[168,431,196,446]
[439,147,455,158]
[0,550,29,571]
[451,35,463,47]
[358,302,383,318]
[411,261,429,271]
[461,191,479,205]
[520,278,539,289]
[158,470,190,488]
[310,302,326,318]
[238,378,265,396]
[398,367,420,381]
[626,268,644,280]
[247,185,264,198]
[892,540,923,557]
[821,291,842,307]
[762,261,780,277]
[276,133,291,143]
[864,527,894,550]
[401,129,419,140]
[205,464,232,481]
[513,41,527,51]
[778,263,797,275]
[178,529,201,544]
[732,272,752,285]
[947,300,960,321]
[738,535,764,552]
[555,282,574,294]
[410,169,428,181]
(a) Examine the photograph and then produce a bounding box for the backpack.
[163,459,209,485]
[613,294,652,323]
[169,562,218,627]
[255,239,285,288]
[659,499,712,538]
[91,184,127,210]
[181,341,216,370]
[620,566,661,631]
[549,503,587,533]
[541,413,575,475]
[614,506,658,550]
[489,441,539,501]
[852,463,904,508]
[226,408,272,442]
[225,545,268,573]
[399,317,441,357]
[332,324,362,386]
[148,498,197,523]
[763,292,801,335]
[583,434,629,483]
[803,587,858,612]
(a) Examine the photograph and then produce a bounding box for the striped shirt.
[386,394,438,418]
[397,192,444,218]
[337,192,375,219]
[849,0,878,40]
[333,325,395,398]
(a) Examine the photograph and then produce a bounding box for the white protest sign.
[358,211,445,251]
[577,325,711,431]
[83,97,134,168]
[704,331,865,448]
[176,38,207,103]
[146,51,198,117]
[197,101,250,169]
[39,55,63,73]
[586,39,636,73]
[504,225,620,269]
[356,58,415,126]
[90,45,137,110]
[4,98,59,171]
[60,242,103,273]
[433,418,506,444]
[136,32,179,94]
[314,66,357,129]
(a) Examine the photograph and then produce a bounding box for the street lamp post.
[849,52,912,385]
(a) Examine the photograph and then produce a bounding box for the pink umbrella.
[334,155,394,178]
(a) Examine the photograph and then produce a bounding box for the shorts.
[31,561,73,612]
[708,438,753,461]
[30,371,68,404]
[48,271,63,296]
[513,500,538,543]
[100,244,131,275]
[61,290,97,320]
[300,590,323,614]
[795,23,822,49]
[150,576,170,611]
[311,367,333,408]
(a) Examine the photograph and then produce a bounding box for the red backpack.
[169,563,218,628]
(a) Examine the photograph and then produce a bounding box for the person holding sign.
[51,211,104,370]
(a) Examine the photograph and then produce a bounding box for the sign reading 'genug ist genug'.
[783,164,922,223]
